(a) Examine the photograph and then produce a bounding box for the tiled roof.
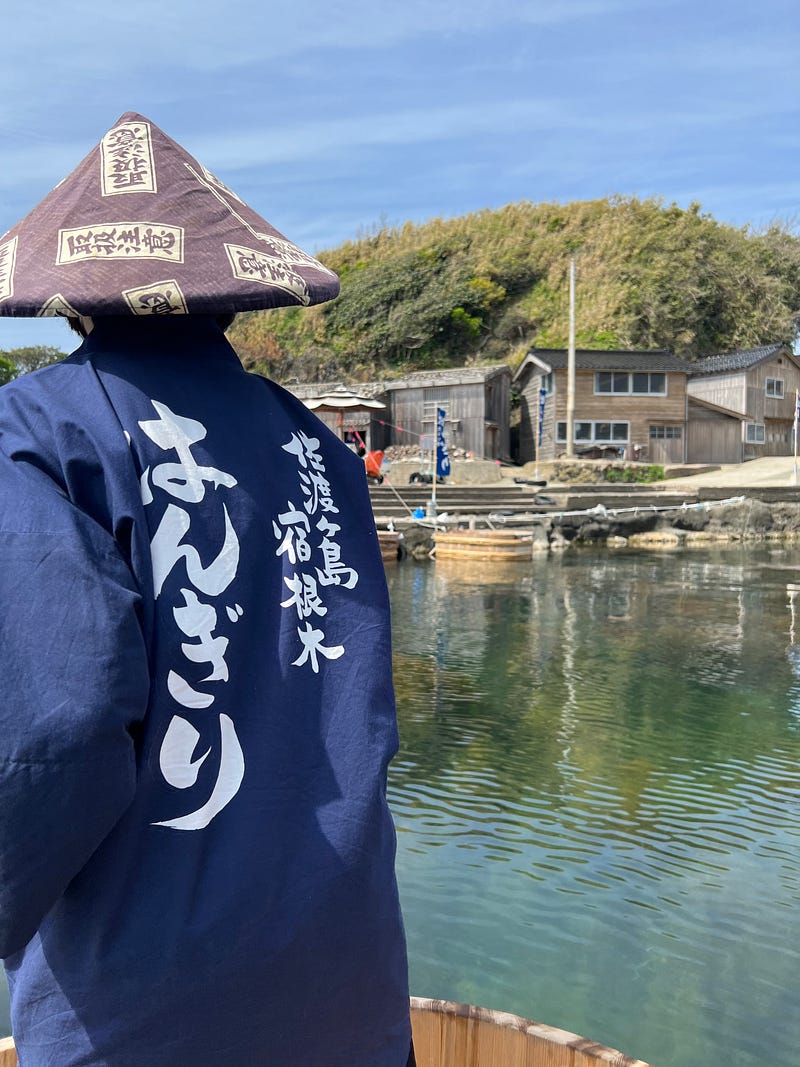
[516,348,692,379]
[689,342,789,376]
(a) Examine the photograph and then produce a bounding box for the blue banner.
[538,388,547,448]
[436,407,451,479]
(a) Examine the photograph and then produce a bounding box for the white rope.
[488,495,747,524]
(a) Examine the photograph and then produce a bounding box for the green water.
[3,547,800,1067]
[387,548,800,1067]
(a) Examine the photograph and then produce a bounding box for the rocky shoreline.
[398,496,800,559]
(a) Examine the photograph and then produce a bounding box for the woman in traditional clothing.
[0,113,413,1066]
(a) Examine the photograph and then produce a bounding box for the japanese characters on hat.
[0,112,340,318]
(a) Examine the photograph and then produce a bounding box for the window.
[575,421,592,441]
[766,377,784,398]
[594,372,666,395]
[540,371,554,394]
[649,426,682,439]
[422,395,450,423]
[556,420,629,443]
[745,423,765,444]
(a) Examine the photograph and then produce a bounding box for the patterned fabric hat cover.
[0,112,340,318]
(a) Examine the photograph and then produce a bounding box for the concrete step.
[367,480,795,529]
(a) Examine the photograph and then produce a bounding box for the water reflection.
[387,547,800,1067]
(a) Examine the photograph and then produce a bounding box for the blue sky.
[2,0,798,352]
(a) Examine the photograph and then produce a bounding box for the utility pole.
[565,258,576,458]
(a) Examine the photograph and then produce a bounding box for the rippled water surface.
[387,548,800,1067]
[3,547,800,1066]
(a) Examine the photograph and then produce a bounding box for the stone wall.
[383,457,504,486]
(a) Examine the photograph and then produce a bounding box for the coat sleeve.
[0,452,150,958]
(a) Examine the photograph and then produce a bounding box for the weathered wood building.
[284,364,512,460]
[380,365,511,460]
[686,343,800,461]
[513,349,693,464]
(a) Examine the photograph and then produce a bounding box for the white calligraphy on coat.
[274,430,359,672]
[138,400,244,830]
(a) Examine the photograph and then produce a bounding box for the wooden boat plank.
[435,548,532,562]
[410,998,652,1067]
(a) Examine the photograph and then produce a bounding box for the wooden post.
[565,259,576,458]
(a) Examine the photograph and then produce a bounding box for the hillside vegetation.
[229,196,800,383]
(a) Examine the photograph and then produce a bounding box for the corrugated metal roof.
[689,342,788,375]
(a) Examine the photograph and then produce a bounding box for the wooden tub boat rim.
[0,1000,651,1066]
[410,996,652,1067]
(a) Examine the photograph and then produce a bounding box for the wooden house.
[686,343,800,461]
[513,349,693,464]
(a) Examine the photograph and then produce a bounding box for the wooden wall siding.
[541,393,556,460]
[764,418,793,457]
[389,379,510,459]
[554,369,686,460]
[557,370,687,421]
[390,386,427,449]
[647,435,684,465]
[746,357,800,423]
[518,392,534,462]
[485,374,512,458]
[517,373,556,461]
[687,418,743,463]
[687,357,800,458]
[517,369,687,462]
[687,371,746,413]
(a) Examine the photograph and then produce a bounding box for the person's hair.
[65,313,237,338]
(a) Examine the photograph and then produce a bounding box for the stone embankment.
[547,497,800,551]
[390,488,800,563]
[392,494,800,559]
[374,457,800,557]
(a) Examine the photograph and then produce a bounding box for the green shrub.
[604,464,664,484]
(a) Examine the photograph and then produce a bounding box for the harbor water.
[388,547,800,1067]
[3,546,800,1067]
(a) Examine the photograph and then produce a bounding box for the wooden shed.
[686,342,800,459]
[381,365,511,460]
[283,366,511,460]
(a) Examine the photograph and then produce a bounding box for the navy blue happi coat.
[0,317,410,1066]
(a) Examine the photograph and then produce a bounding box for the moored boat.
[378,529,403,562]
[0,999,652,1066]
[434,528,534,562]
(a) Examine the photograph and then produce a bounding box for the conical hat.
[0,112,339,318]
